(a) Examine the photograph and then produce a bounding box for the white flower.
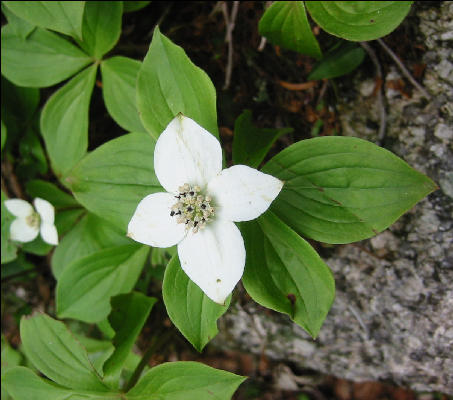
[128,115,283,304]
[4,198,58,245]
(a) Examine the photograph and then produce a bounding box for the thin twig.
[258,36,267,51]
[222,1,239,90]
[360,41,387,145]
[377,38,432,100]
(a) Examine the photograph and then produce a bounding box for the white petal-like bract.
[34,198,55,224]
[4,199,34,218]
[40,223,59,245]
[128,192,187,248]
[208,165,283,222]
[154,115,222,193]
[177,220,245,304]
[10,218,39,243]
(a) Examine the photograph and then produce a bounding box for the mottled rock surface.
[214,2,453,395]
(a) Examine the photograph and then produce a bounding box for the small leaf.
[3,1,85,40]
[263,136,437,244]
[1,121,6,152]
[66,132,161,231]
[26,180,79,209]
[163,256,230,352]
[127,361,246,399]
[57,245,149,323]
[305,1,413,42]
[1,3,35,39]
[308,41,365,80]
[259,1,322,58]
[1,191,18,264]
[52,213,131,279]
[241,212,335,337]
[137,26,218,139]
[232,110,293,168]
[101,56,146,133]
[1,24,92,88]
[20,313,108,391]
[41,64,97,177]
[123,1,151,13]
[103,292,157,384]
[78,1,123,59]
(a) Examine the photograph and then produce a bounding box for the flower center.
[170,183,214,233]
[26,212,40,229]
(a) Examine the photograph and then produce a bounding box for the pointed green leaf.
[3,1,85,40]
[1,191,18,264]
[57,245,149,323]
[41,64,97,177]
[123,1,151,13]
[78,1,123,59]
[1,24,92,88]
[233,110,293,168]
[137,26,218,139]
[51,213,132,279]
[26,180,79,209]
[263,136,437,244]
[242,212,335,337]
[259,1,322,58]
[20,314,107,390]
[127,362,246,399]
[103,292,157,384]
[308,42,365,80]
[163,256,230,352]
[66,132,161,231]
[1,120,6,152]
[101,56,146,133]
[1,4,35,39]
[305,1,413,42]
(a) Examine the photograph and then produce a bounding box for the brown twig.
[360,41,387,145]
[222,1,239,90]
[1,159,24,199]
[377,38,432,100]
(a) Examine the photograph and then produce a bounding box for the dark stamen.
[187,206,193,212]
[170,211,175,216]
[201,204,206,209]
[189,191,194,196]
[194,221,198,227]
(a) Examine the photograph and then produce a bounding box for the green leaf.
[41,64,97,177]
[52,213,131,279]
[123,1,151,13]
[163,256,230,352]
[78,1,123,59]
[308,41,365,80]
[16,126,48,179]
[1,25,92,88]
[1,120,6,152]
[57,245,149,323]
[103,292,157,384]
[26,180,79,209]
[241,212,335,337]
[259,1,322,59]
[127,361,246,399]
[66,132,161,231]
[263,136,437,244]
[1,191,18,264]
[101,56,146,133]
[1,337,22,370]
[232,110,293,168]
[1,3,35,39]
[137,26,218,139]
[20,313,108,391]
[55,208,85,236]
[3,1,85,40]
[305,1,413,42]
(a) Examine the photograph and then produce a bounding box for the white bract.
[4,198,58,245]
[128,115,283,304]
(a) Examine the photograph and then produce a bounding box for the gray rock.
[214,2,453,395]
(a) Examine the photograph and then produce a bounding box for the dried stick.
[360,41,387,144]
[377,38,432,100]
[222,1,239,90]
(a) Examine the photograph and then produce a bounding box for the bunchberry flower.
[4,198,58,245]
[128,115,282,304]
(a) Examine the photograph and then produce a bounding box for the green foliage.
[263,136,437,244]
[137,27,219,139]
[1,3,35,39]
[233,110,293,168]
[305,1,413,41]
[242,212,335,337]
[308,42,366,80]
[259,1,322,58]
[163,256,230,352]
[1,191,18,264]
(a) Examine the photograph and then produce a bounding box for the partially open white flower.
[128,115,283,304]
[4,198,58,245]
